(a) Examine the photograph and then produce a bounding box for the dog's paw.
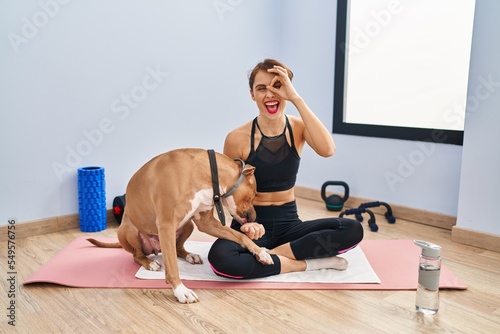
[186,253,203,265]
[255,248,274,265]
[173,283,199,304]
[147,259,162,271]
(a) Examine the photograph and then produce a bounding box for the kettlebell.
[321,181,349,211]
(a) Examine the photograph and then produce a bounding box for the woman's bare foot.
[305,256,348,271]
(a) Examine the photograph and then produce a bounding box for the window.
[333,0,476,145]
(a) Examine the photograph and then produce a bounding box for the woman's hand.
[266,66,301,103]
[268,64,336,157]
[240,222,266,240]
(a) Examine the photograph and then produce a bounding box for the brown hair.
[248,59,294,90]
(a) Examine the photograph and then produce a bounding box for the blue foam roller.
[78,166,106,232]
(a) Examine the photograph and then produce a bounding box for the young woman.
[208,59,363,279]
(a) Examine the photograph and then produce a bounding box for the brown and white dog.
[87,148,273,303]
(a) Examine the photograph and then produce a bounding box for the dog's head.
[225,164,257,224]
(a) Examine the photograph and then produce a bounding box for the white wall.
[1,0,497,238]
[456,0,500,235]
[0,0,280,223]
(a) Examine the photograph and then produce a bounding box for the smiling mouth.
[265,100,279,114]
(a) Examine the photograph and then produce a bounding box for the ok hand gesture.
[266,65,301,103]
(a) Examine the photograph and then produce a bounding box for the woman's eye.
[273,82,282,89]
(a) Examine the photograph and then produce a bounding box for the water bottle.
[414,240,441,314]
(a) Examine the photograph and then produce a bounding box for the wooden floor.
[1,197,500,333]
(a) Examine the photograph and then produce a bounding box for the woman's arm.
[267,66,335,157]
[292,98,335,157]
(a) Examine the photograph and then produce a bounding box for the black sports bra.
[245,116,300,192]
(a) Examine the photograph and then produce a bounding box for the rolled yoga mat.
[77,166,106,232]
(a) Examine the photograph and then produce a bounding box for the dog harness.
[207,149,246,226]
[246,116,300,192]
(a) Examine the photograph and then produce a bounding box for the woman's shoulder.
[224,119,254,158]
[286,114,304,126]
[286,114,305,134]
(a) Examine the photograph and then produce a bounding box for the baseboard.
[3,188,496,254]
[451,226,500,253]
[0,210,115,242]
[1,188,455,242]
[295,186,457,230]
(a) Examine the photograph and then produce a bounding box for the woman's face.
[250,70,286,120]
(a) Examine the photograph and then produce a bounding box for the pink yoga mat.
[23,236,467,290]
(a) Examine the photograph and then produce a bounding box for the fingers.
[241,223,265,240]
[246,225,263,239]
[269,74,280,87]
[268,66,288,83]
[267,65,297,100]
[267,65,288,77]
[267,76,282,95]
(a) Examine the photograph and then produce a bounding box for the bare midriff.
[253,188,295,206]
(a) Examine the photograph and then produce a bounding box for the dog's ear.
[242,164,255,175]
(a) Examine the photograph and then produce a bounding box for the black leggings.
[207,201,364,279]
